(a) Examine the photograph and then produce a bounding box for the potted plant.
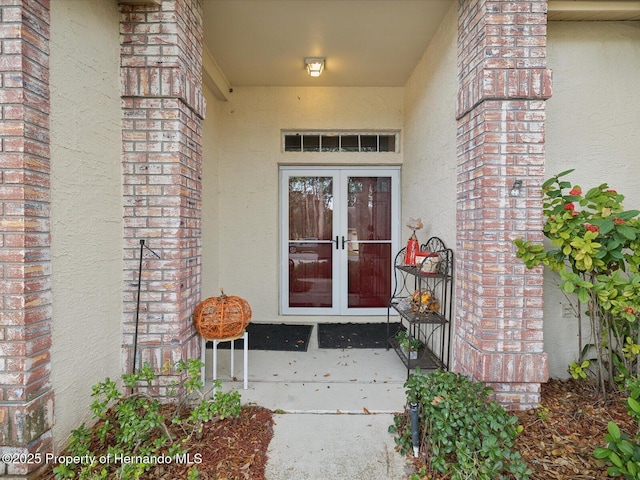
[396,330,420,359]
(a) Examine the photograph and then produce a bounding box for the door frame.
[279,166,401,316]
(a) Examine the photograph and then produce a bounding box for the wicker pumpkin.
[193,289,252,339]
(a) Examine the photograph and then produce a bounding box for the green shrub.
[390,370,530,480]
[514,170,640,394]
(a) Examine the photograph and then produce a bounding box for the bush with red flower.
[514,169,640,395]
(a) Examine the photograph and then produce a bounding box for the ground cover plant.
[594,375,640,479]
[39,359,273,480]
[390,369,530,480]
[38,372,636,479]
[393,375,637,480]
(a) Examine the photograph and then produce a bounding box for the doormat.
[206,323,313,352]
[317,322,403,349]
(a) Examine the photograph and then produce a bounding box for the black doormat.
[317,322,403,349]
[206,323,313,352]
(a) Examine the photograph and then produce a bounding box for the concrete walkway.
[266,413,406,480]
[205,327,415,479]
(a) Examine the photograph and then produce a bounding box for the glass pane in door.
[288,176,334,308]
[346,176,392,308]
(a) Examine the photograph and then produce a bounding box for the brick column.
[0,0,54,477]
[454,0,551,408]
[120,0,204,395]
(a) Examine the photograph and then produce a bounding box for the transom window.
[283,131,398,153]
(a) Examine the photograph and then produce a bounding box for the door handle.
[335,236,339,249]
[341,236,347,250]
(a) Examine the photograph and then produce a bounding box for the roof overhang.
[548,1,640,21]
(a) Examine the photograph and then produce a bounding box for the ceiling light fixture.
[305,57,325,77]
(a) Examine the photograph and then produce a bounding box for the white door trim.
[279,166,401,316]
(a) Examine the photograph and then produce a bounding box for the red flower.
[564,203,575,211]
[572,211,579,217]
[606,189,617,194]
[585,224,599,233]
[614,218,626,225]
[569,187,582,196]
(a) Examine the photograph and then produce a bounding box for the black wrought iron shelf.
[387,236,454,379]
[388,337,445,371]
[389,298,448,325]
[394,265,448,279]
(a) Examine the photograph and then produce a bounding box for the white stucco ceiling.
[201,0,640,91]
[202,0,454,88]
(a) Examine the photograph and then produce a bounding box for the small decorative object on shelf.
[396,330,420,359]
[387,236,453,378]
[415,250,440,273]
[193,289,252,339]
[403,217,423,265]
[411,289,440,313]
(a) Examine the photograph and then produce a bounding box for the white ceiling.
[202,0,454,88]
[201,0,640,90]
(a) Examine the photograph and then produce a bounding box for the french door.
[280,166,400,315]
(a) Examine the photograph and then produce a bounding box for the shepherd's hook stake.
[132,239,161,387]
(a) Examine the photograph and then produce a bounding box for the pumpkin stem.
[219,288,227,300]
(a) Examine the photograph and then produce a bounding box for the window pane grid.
[283,132,398,153]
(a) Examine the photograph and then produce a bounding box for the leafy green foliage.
[53,359,241,479]
[396,329,420,351]
[594,377,640,479]
[172,359,241,439]
[570,360,590,379]
[389,370,530,480]
[514,170,640,393]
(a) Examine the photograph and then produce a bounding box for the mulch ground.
[37,405,274,480]
[409,377,636,479]
[513,378,635,480]
[38,378,636,479]
[148,405,274,480]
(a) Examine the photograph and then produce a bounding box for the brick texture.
[119,0,204,396]
[0,0,54,476]
[454,0,551,409]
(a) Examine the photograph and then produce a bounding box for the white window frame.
[282,130,400,153]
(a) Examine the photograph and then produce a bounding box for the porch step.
[205,345,409,412]
[221,379,405,413]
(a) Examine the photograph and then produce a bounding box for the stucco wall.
[202,87,403,322]
[50,0,123,450]
[199,13,640,379]
[403,2,458,251]
[545,21,640,378]
[202,87,221,297]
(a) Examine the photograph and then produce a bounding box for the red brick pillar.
[120,0,204,394]
[454,0,552,408]
[0,0,54,476]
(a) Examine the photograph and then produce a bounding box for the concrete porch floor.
[203,324,416,479]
